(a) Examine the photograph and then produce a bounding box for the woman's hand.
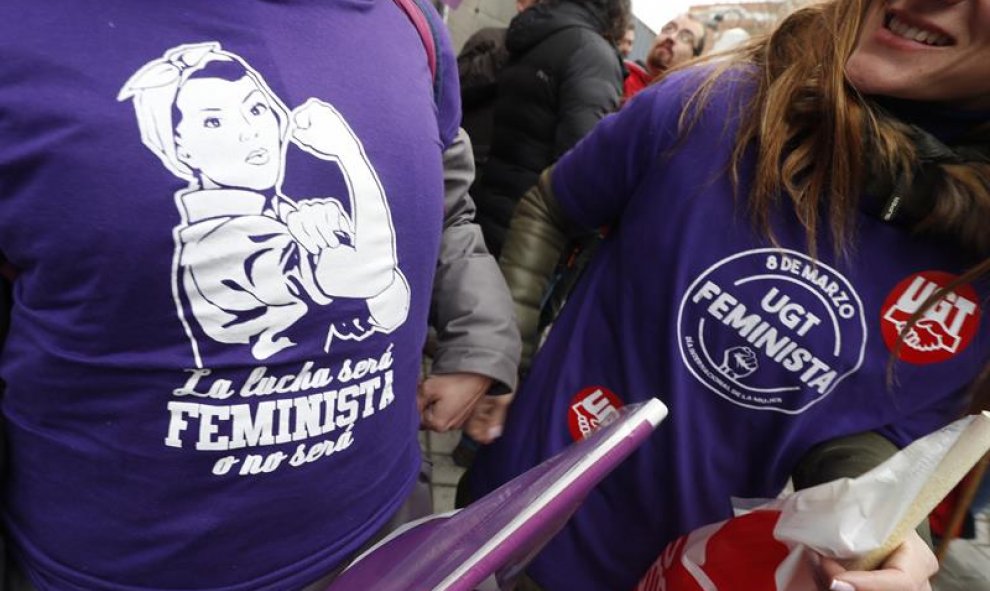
[821,531,937,591]
[463,392,514,444]
[418,373,493,433]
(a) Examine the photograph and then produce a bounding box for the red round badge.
[880,271,981,365]
[567,386,624,441]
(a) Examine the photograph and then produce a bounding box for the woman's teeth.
[887,14,952,47]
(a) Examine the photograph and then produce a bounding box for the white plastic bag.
[637,412,990,591]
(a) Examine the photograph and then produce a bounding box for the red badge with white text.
[881,271,981,365]
[568,386,624,441]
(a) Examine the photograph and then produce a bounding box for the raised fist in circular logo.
[718,346,760,380]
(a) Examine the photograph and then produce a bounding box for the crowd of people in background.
[466,0,630,257]
[622,13,706,100]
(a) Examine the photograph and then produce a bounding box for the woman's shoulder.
[649,63,757,103]
[630,63,759,124]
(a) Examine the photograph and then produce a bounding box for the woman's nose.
[239,123,259,142]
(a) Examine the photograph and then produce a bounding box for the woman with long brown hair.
[465,0,990,588]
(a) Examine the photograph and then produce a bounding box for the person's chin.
[846,69,912,100]
[647,59,666,74]
[230,174,278,192]
[845,55,895,97]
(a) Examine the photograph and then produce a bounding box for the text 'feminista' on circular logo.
[880,271,981,365]
[677,249,867,414]
[567,386,625,441]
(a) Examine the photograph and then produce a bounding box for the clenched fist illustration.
[285,198,354,255]
[291,98,360,160]
[718,346,759,380]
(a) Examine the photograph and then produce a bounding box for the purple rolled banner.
[330,398,668,591]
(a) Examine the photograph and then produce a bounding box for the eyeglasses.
[660,21,698,47]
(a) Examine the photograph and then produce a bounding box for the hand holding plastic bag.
[820,530,936,591]
[637,412,990,591]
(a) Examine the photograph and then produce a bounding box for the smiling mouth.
[245,148,270,165]
[884,12,954,47]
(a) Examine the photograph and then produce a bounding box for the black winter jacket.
[473,1,622,256]
[458,26,509,174]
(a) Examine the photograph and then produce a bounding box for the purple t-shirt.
[0,1,459,589]
[471,68,987,590]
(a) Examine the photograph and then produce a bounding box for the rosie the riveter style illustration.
[119,42,410,366]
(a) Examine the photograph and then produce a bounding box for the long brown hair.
[677,0,990,408]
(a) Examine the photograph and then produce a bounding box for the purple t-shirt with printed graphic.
[0,1,459,589]
[470,68,987,590]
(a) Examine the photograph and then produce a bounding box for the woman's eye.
[250,102,269,117]
[203,117,221,129]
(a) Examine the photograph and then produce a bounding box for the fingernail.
[830,580,856,591]
[487,425,503,441]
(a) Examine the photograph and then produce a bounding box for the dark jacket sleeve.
[429,127,521,394]
[553,36,622,158]
[792,431,934,549]
[497,166,578,372]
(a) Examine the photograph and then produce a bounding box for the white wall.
[628,16,656,63]
[445,0,519,53]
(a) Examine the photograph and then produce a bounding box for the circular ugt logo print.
[880,271,980,365]
[677,249,866,414]
[567,386,625,441]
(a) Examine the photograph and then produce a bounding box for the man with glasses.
[624,13,706,100]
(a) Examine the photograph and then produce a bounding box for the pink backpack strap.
[392,0,440,100]
[395,0,443,109]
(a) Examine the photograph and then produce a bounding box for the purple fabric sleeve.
[549,71,689,231]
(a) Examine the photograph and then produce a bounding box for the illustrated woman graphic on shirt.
[119,43,410,365]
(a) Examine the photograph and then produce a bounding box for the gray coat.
[431,128,521,394]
